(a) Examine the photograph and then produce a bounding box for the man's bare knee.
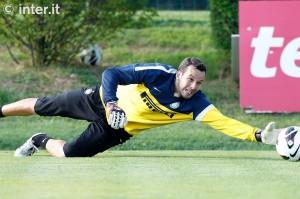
[23,98,38,113]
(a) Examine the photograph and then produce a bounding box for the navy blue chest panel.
[144,73,211,117]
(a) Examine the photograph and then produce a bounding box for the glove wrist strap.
[106,101,117,106]
[255,130,262,142]
[0,106,5,118]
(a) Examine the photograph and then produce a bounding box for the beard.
[180,88,195,99]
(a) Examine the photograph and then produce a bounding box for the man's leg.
[11,86,125,158]
[33,87,105,157]
[14,132,66,157]
[15,121,132,158]
[30,133,67,157]
[45,139,66,157]
[1,98,38,116]
[61,121,132,157]
[2,97,75,158]
[2,96,81,158]
[45,121,126,157]
[2,86,103,121]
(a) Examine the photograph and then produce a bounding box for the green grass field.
[0,150,299,199]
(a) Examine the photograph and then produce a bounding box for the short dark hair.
[178,57,206,73]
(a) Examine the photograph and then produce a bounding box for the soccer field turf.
[0,150,299,199]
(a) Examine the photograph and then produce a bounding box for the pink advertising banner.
[239,0,300,112]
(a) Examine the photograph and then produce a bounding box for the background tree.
[0,0,156,67]
[210,0,238,50]
[209,0,238,77]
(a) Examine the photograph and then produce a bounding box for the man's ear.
[176,70,182,79]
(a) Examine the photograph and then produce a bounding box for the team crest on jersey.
[169,102,180,109]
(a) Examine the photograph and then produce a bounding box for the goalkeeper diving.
[0,57,280,157]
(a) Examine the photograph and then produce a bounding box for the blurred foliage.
[0,0,156,67]
[147,0,209,10]
[209,0,238,77]
[210,0,238,50]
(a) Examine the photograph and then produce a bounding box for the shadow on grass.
[93,151,282,161]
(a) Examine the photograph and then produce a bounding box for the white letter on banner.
[280,38,300,78]
[251,27,284,78]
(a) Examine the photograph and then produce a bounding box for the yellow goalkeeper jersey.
[100,63,258,142]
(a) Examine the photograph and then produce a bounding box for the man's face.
[175,65,206,99]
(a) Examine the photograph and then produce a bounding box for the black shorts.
[34,86,132,157]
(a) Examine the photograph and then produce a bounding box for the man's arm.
[199,106,259,142]
[101,65,140,129]
[101,63,174,104]
[101,65,140,105]
[199,106,281,144]
[101,63,174,129]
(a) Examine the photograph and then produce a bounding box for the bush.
[0,0,156,67]
[0,89,18,104]
[209,0,238,77]
[210,0,238,50]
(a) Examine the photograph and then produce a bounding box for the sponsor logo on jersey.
[140,91,175,118]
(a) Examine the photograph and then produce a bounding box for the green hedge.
[210,0,238,50]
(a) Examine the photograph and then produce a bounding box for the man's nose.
[190,82,197,90]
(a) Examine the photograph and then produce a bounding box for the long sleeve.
[101,63,176,105]
[101,64,138,104]
[199,105,259,142]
